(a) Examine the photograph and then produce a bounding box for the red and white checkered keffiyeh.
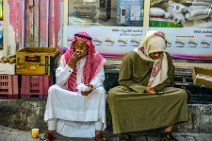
[64,32,105,91]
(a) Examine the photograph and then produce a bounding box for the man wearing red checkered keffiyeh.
[44,32,107,141]
[64,32,105,92]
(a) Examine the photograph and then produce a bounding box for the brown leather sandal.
[160,132,178,141]
[42,131,56,141]
[94,132,107,141]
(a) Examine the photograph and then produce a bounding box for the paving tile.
[194,133,212,141]
[146,136,160,141]
[184,135,196,141]
[135,136,147,141]
[175,135,187,141]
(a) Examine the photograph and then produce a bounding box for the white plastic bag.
[150,7,166,17]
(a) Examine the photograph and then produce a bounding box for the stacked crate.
[16,47,58,99]
[0,75,19,99]
[21,75,53,99]
[0,55,18,99]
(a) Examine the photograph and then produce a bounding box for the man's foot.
[43,131,56,141]
[160,132,178,141]
[119,133,132,141]
[94,131,107,141]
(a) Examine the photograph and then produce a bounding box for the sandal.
[40,131,56,141]
[160,132,178,141]
[94,132,107,141]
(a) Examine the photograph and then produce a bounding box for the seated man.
[108,30,189,141]
[44,32,107,141]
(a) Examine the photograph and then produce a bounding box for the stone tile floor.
[0,125,212,141]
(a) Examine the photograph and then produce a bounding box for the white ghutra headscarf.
[133,30,169,87]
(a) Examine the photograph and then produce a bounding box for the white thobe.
[44,55,106,138]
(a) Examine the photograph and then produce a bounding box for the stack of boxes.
[0,55,18,99]
[0,47,58,100]
[16,47,58,99]
[0,74,19,99]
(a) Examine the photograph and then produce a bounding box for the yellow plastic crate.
[16,47,58,75]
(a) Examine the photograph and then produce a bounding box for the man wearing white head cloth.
[108,30,189,141]
[44,32,107,141]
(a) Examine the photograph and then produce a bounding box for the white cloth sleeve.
[48,119,58,131]
[89,67,105,89]
[55,55,105,89]
[55,55,73,86]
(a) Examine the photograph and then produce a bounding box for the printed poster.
[149,0,212,28]
[63,26,144,58]
[64,26,212,60]
[150,27,212,60]
[149,0,212,60]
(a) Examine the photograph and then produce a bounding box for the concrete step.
[0,100,212,134]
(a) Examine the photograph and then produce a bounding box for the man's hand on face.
[68,50,84,68]
[68,40,88,69]
[75,49,85,59]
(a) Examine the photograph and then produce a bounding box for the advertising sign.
[150,27,212,60]
[149,0,212,60]
[149,0,212,28]
[64,26,212,60]
[63,26,144,58]
[64,0,212,60]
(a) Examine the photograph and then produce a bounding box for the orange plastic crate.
[0,75,19,99]
[21,75,53,99]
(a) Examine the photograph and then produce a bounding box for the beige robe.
[108,51,189,134]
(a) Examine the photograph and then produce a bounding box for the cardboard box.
[16,47,58,75]
[0,63,16,74]
[192,67,212,87]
